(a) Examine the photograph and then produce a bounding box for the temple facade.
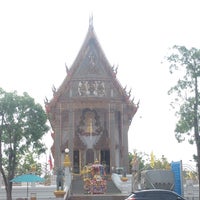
[45,20,138,174]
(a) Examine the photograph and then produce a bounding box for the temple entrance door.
[86,149,94,165]
[73,150,80,174]
[101,150,110,173]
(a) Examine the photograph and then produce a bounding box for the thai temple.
[45,17,138,177]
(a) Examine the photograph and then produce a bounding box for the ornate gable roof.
[68,22,111,80]
[46,20,138,117]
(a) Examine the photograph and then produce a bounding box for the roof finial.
[89,14,93,30]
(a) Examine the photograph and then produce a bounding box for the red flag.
[48,154,53,170]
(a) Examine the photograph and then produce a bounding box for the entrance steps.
[69,176,128,200]
[68,194,127,200]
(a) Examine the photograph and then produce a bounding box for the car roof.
[132,189,184,198]
[134,189,175,192]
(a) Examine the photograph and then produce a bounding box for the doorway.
[101,150,110,173]
[73,150,80,174]
[86,149,94,165]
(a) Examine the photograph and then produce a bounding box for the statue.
[121,169,128,182]
[56,167,64,191]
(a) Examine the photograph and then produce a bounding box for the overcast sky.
[1,0,200,168]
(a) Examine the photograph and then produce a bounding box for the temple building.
[45,19,138,174]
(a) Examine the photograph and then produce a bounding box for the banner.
[171,161,183,196]
[48,154,53,170]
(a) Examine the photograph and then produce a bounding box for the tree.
[148,154,171,170]
[166,45,200,196]
[16,152,43,176]
[0,88,49,200]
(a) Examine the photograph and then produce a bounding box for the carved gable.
[72,39,109,79]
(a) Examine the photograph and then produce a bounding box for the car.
[124,189,186,200]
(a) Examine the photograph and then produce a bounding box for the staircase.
[68,195,127,200]
[68,176,128,200]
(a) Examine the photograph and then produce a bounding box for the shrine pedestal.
[54,190,66,199]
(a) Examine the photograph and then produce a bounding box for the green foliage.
[129,150,170,172]
[16,152,42,176]
[166,45,200,146]
[149,155,171,170]
[175,99,195,143]
[0,88,49,200]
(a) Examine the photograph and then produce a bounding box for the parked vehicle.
[124,189,185,200]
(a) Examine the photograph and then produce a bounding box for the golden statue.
[86,115,93,134]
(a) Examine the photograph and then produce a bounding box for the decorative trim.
[78,81,105,97]
[76,108,103,136]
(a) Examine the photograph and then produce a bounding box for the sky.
[0,0,200,169]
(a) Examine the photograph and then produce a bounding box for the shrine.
[45,18,138,176]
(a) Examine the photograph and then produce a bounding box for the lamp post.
[54,148,71,199]
[63,148,71,188]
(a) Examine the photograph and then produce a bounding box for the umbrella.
[10,174,45,199]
